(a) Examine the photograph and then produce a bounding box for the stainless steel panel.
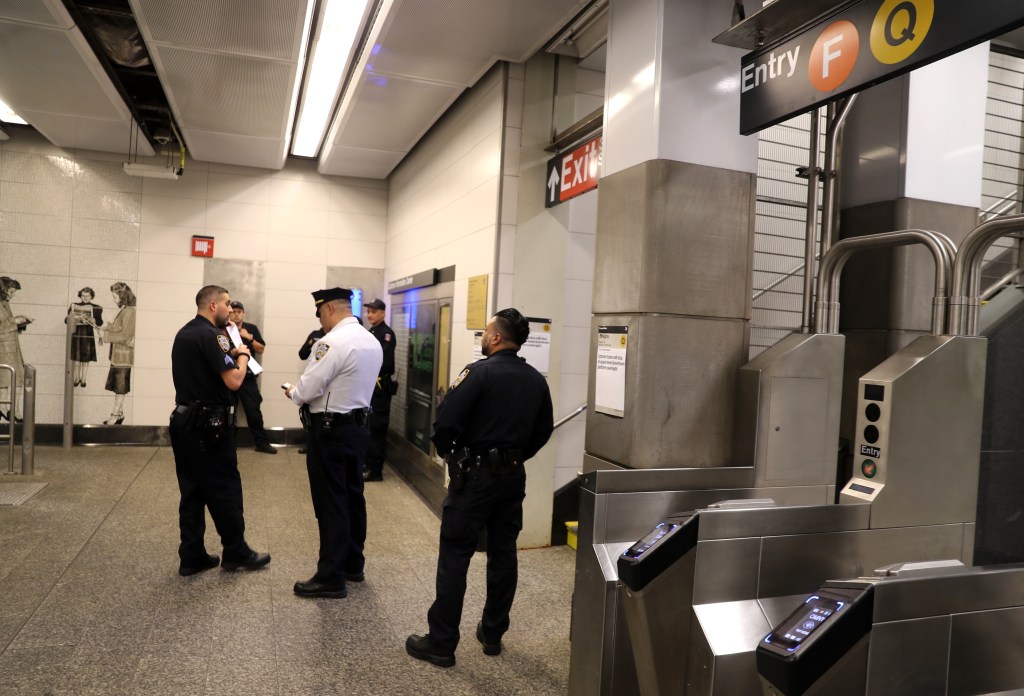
[758,594,812,628]
[697,504,871,541]
[840,335,986,529]
[871,564,1024,622]
[692,538,762,605]
[579,464,756,494]
[758,524,967,598]
[688,601,771,696]
[735,333,846,487]
[586,314,749,469]
[709,651,764,696]
[622,551,697,696]
[601,487,831,544]
[593,159,756,318]
[949,606,1024,695]
[865,616,951,696]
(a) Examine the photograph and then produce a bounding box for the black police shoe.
[344,571,365,583]
[363,470,383,482]
[294,578,347,598]
[255,443,278,454]
[221,551,271,571]
[178,553,220,577]
[405,634,455,668]
[476,622,501,656]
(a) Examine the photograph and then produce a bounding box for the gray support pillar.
[587,160,755,469]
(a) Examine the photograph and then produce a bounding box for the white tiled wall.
[386,65,505,372]
[0,130,386,426]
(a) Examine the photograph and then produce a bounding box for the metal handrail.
[950,213,1024,336]
[979,266,1024,302]
[815,229,956,335]
[753,260,807,301]
[22,365,35,475]
[554,403,586,430]
[980,189,1019,220]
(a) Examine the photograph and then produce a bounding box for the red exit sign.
[545,134,601,208]
[191,235,214,257]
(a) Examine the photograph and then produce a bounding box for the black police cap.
[312,287,352,308]
[364,298,386,311]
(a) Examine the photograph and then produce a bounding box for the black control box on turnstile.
[617,513,698,591]
[756,584,874,695]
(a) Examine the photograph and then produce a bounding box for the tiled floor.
[0,446,575,695]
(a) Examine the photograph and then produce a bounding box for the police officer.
[228,301,276,454]
[406,308,553,668]
[362,298,395,482]
[285,287,382,598]
[169,285,271,577]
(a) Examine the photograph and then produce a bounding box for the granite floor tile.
[0,446,575,695]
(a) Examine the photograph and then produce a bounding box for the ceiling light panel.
[150,47,294,137]
[0,0,73,28]
[131,0,306,61]
[369,0,592,85]
[337,72,462,151]
[0,21,125,120]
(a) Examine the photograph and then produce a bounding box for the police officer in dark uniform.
[362,297,395,482]
[284,287,382,598]
[406,308,553,668]
[169,285,271,577]
[228,301,276,454]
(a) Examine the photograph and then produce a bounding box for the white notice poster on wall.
[521,318,552,376]
[594,325,628,418]
[472,332,484,362]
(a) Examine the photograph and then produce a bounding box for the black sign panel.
[740,0,1024,134]
[388,268,437,294]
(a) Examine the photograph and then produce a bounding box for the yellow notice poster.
[467,275,488,330]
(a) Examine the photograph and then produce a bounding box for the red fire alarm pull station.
[191,235,214,257]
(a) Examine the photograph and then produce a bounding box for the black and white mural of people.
[0,276,31,422]
[66,287,103,389]
[89,282,135,425]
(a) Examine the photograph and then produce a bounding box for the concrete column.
[586,0,757,470]
[836,44,989,448]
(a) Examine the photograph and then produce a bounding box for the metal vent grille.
[372,0,589,85]
[981,48,1024,282]
[153,46,294,137]
[0,21,123,119]
[0,1,69,28]
[131,0,305,61]
[0,482,47,506]
[751,112,824,358]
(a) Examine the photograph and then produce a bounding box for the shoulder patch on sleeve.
[451,368,470,389]
[314,343,330,361]
[385,333,391,342]
[216,334,230,353]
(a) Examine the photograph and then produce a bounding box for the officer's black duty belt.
[465,447,524,471]
[174,403,233,416]
[309,409,368,426]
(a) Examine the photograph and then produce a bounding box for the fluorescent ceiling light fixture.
[291,0,372,157]
[0,97,26,125]
[123,162,181,179]
[283,0,317,162]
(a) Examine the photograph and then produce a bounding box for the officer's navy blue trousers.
[169,411,251,564]
[235,373,270,446]
[305,422,368,584]
[366,387,391,476]
[427,464,526,652]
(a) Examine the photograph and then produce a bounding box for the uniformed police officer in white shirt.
[284,287,383,598]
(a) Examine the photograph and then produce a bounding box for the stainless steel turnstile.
[757,561,1024,695]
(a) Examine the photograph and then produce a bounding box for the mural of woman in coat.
[89,282,135,425]
[66,287,103,389]
[0,276,31,422]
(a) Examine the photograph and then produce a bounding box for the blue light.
[352,288,363,317]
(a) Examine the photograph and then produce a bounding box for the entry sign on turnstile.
[738,0,1024,134]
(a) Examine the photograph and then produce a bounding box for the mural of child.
[0,276,31,422]
[66,287,104,388]
[89,281,135,425]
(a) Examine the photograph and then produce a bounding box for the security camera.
[153,128,173,145]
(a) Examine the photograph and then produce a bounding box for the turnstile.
[757,561,1024,695]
